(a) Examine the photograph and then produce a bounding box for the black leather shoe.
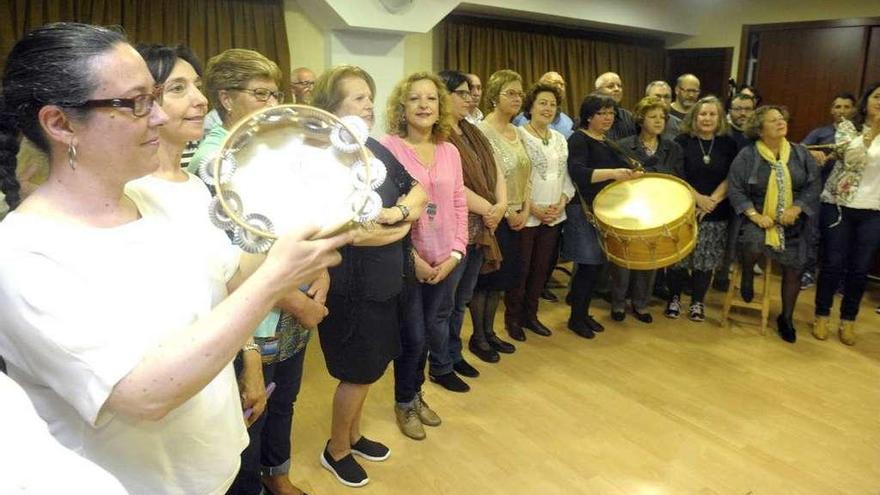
[506,323,526,342]
[611,310,625,322]
[453,359,479,377]
[585,315,605,333]
[777,315,797,343]
[712,277,730,292]
[523,318,552,336]
[631,306,653,323]
[487,334,516,354]
[468,340,500,363]
[567,318,595,339]
[540,289,559,302]
[429,372,470,392]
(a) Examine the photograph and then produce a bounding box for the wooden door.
[864,26,880,88]
[753,26,868,141]
[665,48,733,101]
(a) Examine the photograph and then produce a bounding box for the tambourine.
[201,105,385,253]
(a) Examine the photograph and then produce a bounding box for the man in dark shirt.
[799,92,856,289]
[670,73,700,120]
[595,71,637,141]
[727,92,756,149]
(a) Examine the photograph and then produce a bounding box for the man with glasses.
[595,71,637,141]
[645,80,681,140]
[513,71,574,138]
[290,67,316,104]
[727,92,756,149]
[465,73,484,124]
[670,73,700,119]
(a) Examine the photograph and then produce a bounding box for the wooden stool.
[721,258,772,334]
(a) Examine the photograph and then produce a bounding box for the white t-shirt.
[0,372,128,494]
[125,172,240,307]
[847,132,880,210]
[0,205,248,494]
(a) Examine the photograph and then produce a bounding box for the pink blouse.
[380,135,468,266]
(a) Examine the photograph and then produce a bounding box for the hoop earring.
[67,140,77,170]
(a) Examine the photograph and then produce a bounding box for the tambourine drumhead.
[593,174,692,229]
[592,173,697,270]
[205,105,383,253]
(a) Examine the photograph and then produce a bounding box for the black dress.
[318,138,416,384]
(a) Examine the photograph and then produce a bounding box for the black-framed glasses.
[291,80,315,87]
[452,90,473,101]
[229,87,285,102]
[68,86,163,118]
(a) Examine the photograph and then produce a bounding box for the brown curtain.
[1,0,290,90]
[440,16,665,120]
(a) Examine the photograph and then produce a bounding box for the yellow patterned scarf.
[756,139,792,250]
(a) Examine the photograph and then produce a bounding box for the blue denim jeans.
[441,245,483,370]
[228,348,306,494]
[815,203,880,321]
[394,259,466,404]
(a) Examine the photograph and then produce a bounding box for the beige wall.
[670,0,880,78]
[284,0,327,76]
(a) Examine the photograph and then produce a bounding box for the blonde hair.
[311,65,376,115]
[204,48,282,124]
[385,72,452,140]
[633,96,668,126]
[484,69,523,111]
[679,96,728,137]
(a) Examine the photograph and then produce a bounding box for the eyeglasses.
[68,86,163,118]
[730,106,754,112]
[230,87,285,102]
[501,90,524,99]
[291,80,315,87]
[680,88,700,94]
[452,90,473,100]
[653,94,672,100]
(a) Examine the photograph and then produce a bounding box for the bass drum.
[591,173,697,270]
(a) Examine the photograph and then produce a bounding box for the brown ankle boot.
[839,320,855,346]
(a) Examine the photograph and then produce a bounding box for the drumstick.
[244,381,276,420]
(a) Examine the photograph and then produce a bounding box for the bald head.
[674,73,700,110]
[290,66,316,103]
[539,71,566,99]
[595,72,623,103]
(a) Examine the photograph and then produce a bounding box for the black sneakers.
[321,444,368,487]
[350,436,391,461]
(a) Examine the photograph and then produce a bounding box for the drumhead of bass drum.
[593,174,693,231]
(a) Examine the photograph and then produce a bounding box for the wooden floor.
[286,274,880,494]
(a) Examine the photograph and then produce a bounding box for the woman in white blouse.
[505,83,573,337]
[812,82,880,345]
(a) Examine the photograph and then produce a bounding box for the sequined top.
[478,122,532,211]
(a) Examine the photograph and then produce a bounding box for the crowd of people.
[0,21,878,494]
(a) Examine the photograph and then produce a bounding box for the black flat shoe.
[585,315,605,333]
[468,340,500,363]
[429,372,470,393]
[631,307,653,323]
[567,318,596,339]
[487,334,516,354]
[453,358,479,377]
[777,315,797,343]
[540,288,559,302]
[506,324,526,342]
[611,310,625,322]
[523,318,552,336]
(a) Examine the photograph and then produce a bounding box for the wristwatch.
[396,204,410,221]
[450,250,463,263]
[242,342,261,354]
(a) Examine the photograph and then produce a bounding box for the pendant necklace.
[698,136,715,164]
[528,122,550,146]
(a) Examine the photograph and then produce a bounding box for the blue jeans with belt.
[815,203,880,321]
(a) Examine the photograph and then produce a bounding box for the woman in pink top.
[381,72,468,440]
